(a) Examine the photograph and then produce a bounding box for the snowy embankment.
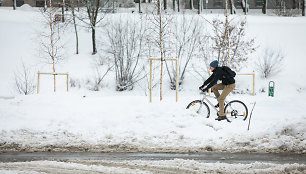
[0,92,305,153]
[0,7,306,154]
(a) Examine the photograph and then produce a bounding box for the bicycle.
[186,92,248,122]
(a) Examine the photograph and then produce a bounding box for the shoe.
[215,116,227,121]
[214,103,219,108]
[217,112,225,117]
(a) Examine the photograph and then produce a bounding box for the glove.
[201,88,208,93]
[199,85,204,90]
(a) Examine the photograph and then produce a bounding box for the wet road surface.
[0,152,305,164]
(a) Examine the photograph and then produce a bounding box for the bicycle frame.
[198,92,230,114]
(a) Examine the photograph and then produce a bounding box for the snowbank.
[0,92,305,153]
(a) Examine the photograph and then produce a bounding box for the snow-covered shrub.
[14,62,36,95]
[89,55,113,91]
[104,15,147,91]
[255,48,284,78]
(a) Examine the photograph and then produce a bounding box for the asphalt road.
[0,152,305,164]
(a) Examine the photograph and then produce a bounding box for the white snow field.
[0,6,306,154]
[0,5,306,174]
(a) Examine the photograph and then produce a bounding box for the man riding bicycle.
[199,60,236,121]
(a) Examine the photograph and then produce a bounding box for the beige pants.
[212,83,236,116]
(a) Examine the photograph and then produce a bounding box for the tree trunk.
[177,0,180,12]
[303,0,305,16]
[62,6,65,22]
[92,27,97,55]
[44,0,47,12]
[262,0,267,14]
[72,7,79,54]
[245,0,248,15]
[173,0,175,11]
[198,0,201,14]
[229,0,233,14]
[164,0,167,10]
[190,0,193,9]
[292,0,296,9]
[13,0,16,10]
[139,0,141,13]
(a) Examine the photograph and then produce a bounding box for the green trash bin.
[268,81,275,97]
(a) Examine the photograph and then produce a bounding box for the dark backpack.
[221,66,236,78]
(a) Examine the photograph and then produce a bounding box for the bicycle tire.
[186,100,210,118]
[224,100,248,122]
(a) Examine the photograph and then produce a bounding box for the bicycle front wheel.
[186,100,210,118]
[224,100,248,122]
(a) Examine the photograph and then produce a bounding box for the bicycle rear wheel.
[224,100,248,122]
[186,100,210,118]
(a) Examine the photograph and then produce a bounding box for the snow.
[0,7,306,155]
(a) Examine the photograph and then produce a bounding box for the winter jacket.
[202,67,235,90]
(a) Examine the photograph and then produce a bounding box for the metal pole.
[247,102,256,131]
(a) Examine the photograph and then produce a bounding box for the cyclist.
[199,60,236,121]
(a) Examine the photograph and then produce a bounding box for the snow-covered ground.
[0,92,305,153]
[0,6,306,155]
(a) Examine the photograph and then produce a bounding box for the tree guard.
[149,57,178,103]
[37,72,69,94]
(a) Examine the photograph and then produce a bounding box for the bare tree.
[72,6,79,54]
[104,15,147,91]
[165,15,202,89]
[147,1,173,99]
[37,8,66,68]
[209,18,257,71]
[14,62,36,95]
[255,48,284,78]
[66,0,80,54]
[38,8,65,67]
[78,0,107,55]
[271,0,301,16]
